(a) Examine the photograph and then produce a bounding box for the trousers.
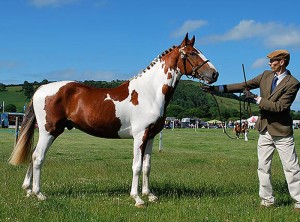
[257,130,300,203]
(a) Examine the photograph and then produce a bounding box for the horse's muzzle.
[212,71,219,82]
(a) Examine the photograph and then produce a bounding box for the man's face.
[269,59,284,72]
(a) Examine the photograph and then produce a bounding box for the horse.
[9,33,219,208]
[233,123,241,139]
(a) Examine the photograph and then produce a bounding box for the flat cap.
[267,49,290,61]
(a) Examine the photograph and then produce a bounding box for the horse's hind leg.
[22,162,33,197]
[31,132,54,200]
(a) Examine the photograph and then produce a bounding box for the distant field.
[0,85,27,112]
[1,128,300,221]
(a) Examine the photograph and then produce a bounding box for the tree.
[166,104,184,118]
[0,83,6,91]
[22,81,35,100]
[40,79,49,85]
[5,104,17,112]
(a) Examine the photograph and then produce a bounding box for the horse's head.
[177,33,219,84]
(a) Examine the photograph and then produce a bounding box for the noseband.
[179,48,210,78]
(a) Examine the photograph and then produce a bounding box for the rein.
[205,88,238,139]
[199,64,253,140]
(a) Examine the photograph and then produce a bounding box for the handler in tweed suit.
[204,50,300,210]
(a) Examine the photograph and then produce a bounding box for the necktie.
[271,76,278,93]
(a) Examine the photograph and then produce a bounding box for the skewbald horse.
[9,34,219,207]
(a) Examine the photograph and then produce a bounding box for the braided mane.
[130,45,177,80]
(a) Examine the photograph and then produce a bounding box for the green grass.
[1,128,300,221]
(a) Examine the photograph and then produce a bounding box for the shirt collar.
[275,70,287,81]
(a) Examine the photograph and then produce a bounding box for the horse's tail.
[9,100,36,165]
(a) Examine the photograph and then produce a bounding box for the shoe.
[260,199,275,208]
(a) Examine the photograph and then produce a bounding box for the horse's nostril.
[213,72,219,80]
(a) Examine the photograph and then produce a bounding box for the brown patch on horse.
[139,116,166,156]
[167,72,172,79]
[44,82,127,138]
[109,81,130,102]
[130,90,139,105]
[162,83,178,106]
[139,128,150,156]
[162,48,179,74]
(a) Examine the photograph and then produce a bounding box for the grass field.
[1,128,300,221]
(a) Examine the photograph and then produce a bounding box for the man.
[204,50,300,210]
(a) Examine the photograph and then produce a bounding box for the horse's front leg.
[142,138,158,203]
[130,135,144,207]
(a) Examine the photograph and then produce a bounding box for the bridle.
[179,47,210,79]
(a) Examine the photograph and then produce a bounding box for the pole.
[15,117,20,146]
[242,64,252,116]
[159,130,163,152]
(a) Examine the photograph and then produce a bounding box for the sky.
[1,0,300,110]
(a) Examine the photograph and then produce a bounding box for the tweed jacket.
[223,70,300,136]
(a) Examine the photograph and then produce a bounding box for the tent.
[247,116,258,128]
[207,119,222,124]
[247,116,258,123]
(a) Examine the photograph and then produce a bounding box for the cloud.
[171,20,208,38]
[266,30,300,48]
[29,0,79,7]
[0,60,21,69]
[45,68,116,81]
[251,57,268,69]
[202,20,300,49]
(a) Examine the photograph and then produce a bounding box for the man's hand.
[243,89,257,99]
[201,85,219,93]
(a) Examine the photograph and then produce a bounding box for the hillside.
[0,80,259,120]
[0,85,27,112]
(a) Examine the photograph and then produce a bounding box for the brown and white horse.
[9,34,218,207]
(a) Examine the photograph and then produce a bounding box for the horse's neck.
[130,61,181,99]
[127,61,180,118]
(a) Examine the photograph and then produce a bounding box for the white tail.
[9,100,36,165]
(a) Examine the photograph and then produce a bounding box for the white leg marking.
[31,132,54,201]
[22,162,33,197]
[142,139,158,203]
[130,132,145,207]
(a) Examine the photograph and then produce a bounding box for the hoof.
[145,193,158,203]
[25,190,33,198]
[135,203,146,208]
[149,195,158,203]
[131,194,145,208]
[36,192,47,201]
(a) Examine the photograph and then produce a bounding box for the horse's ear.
[180,33,189,47]
[190,35,195,46]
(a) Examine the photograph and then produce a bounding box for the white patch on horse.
[33,81,74,133]
[104,94,112,101]
[196,50,217,70]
